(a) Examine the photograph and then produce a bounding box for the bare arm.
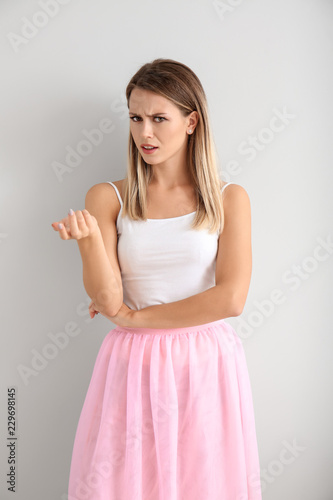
[128,184,252,328]
[77,183,123,317]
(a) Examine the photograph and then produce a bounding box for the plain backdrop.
[1,0,332,498]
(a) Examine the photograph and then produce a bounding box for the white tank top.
[107,181,234,310]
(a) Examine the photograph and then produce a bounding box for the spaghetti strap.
[221,182,235,192]
[109,180,232,202]
[106,181,123,207]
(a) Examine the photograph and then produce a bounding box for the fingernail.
[58,223,63,229]
[69,208,74,216]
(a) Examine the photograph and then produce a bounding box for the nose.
[140,118,154,138]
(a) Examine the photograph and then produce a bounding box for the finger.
[52,215,70,231]
[89,302,99,313]
[76,210,87,229]
[76,209,89,231]
[71,210,87,238]
[88,301,99,318]
[61,214,71,233]
[89,301,96,311]
[57,222,70,240]
[68,210,80,237]
[81,209,96,232]
[51,220,65,231]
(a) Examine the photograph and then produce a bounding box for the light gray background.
[1,0,332,498]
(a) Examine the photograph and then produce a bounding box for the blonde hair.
[121,58,225,234]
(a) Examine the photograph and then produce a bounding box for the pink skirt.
[67,319,262,499]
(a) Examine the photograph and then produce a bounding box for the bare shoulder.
[85,180,124,220]
[222,182,251,205]
[112,179,125,201]
[221,183,251,232]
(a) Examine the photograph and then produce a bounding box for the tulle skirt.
[67,318,262,499]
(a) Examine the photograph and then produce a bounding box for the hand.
[89,299,136,327]
[107,302,136,327]
[51,209,99,240]
[88,300,100,319]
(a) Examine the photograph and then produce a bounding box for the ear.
[188,110,199,131]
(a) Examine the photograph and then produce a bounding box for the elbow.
[229,293,246,317]
[94,286,123,318]
[231,302,244,317]
[216,283,249,317]
[105,295,123,317]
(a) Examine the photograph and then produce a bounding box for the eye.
[129,116,166,123]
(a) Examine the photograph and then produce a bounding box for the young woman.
[52,58,262,499]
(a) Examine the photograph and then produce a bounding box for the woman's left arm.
[99,184,252,329]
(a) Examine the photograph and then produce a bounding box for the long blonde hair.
[121,58,225,234]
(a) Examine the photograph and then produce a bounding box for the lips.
[141,145,158,154]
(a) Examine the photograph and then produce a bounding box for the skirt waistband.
[112,318,226,336]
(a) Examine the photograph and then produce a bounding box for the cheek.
[130,127,139,142]
[165,123,184,139]
[169,125,187,145]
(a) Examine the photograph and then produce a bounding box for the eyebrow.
[128,112,169,116]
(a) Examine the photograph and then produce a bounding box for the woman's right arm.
[76,183,123,317]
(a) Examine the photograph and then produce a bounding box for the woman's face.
[128,87,197,168]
